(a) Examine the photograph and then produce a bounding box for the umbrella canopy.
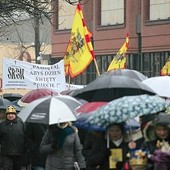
[0,98,12,109]
[18,95,82,125]
[18,88,60,107]
[107,69,148,81]
[142,76,170,98]
[3,93,23,102]
[75,102,108,115]
[153,112,170,125]
[74,101,140,131]
[73,75,156,102]
[78,94,169,129]
[0,98,21,112]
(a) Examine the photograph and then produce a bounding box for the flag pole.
[91,36,100,76]
[68,75,71,88]
[93,58,100,76]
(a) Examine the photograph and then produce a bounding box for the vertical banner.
[2,58,66,92]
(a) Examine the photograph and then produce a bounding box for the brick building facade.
[51,0,170,85]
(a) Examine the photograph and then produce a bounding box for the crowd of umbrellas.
[1,69,170,137]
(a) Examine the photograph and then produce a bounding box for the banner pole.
[68,75,71,89]
[93,58,100,76]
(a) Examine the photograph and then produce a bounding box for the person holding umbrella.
[39,121,86,170]
[102,122,130,170]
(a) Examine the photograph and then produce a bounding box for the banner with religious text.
[2,58,66,92]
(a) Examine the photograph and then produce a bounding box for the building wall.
[52,0,170,55]
[141,1,170,52]
[51,0,170,83]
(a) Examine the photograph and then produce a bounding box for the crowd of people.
[0,105,170,170]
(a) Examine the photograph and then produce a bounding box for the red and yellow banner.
[107,33,129,71]
[64,3,94,78]
[161,60,170,76]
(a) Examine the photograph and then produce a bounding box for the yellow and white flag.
[107,34,129,71]
[64,3,94,78]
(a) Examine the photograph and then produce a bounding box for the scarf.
[52,126,74,149]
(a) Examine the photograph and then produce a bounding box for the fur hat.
[143,113,170,142]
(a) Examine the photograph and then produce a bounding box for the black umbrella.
[0,98,12,109]
[3,93,23,102]
[107,69,148,81]
[73,75,156,102]
[0,98,21,112]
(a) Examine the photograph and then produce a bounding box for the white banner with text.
[2,58,67,92]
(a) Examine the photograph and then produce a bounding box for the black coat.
[25,123,48,167]
[0,117,25,156]
[82,131,106,170]
[103,140,130,170]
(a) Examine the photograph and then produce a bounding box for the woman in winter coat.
[39,122,86,170]
[103,123,130,170]
[143,113,170,170]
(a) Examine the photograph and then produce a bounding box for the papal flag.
[64,3,94,78]
[107,33,129,71]
[161,59,170,76]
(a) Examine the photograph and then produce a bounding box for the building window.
[58,0,76,30]
[150,0,170,21]
[101,0,124,26]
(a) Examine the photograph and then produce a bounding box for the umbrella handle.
[107,132,109,148]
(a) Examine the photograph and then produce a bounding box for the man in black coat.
[0,105,26,170]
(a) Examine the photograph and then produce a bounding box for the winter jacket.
[0,117,25,156]
[103,140,130,170]
[82,131,106,170]
[143,121,170,170]
[25,123,48,167]
[39,125,86,170]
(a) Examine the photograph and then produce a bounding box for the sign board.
[2,58,67,92]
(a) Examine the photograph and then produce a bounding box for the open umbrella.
[75,102,108,115]
[74,102,140,131]
[18,95,82,125]
[107,69,148,81]
[73,75,155,102]
[142,76,170,98]
[0,98,12,109]
[18,88,60,107]
[0,98,21,112]
[3,93,23,102]
[77,94,169,129]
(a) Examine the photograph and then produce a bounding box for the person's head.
[107,123,125,141]
[155,123,169,140]
[6,105,17,121]
[58,122,70,129]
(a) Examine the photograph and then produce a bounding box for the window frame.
[96,0,125,30]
